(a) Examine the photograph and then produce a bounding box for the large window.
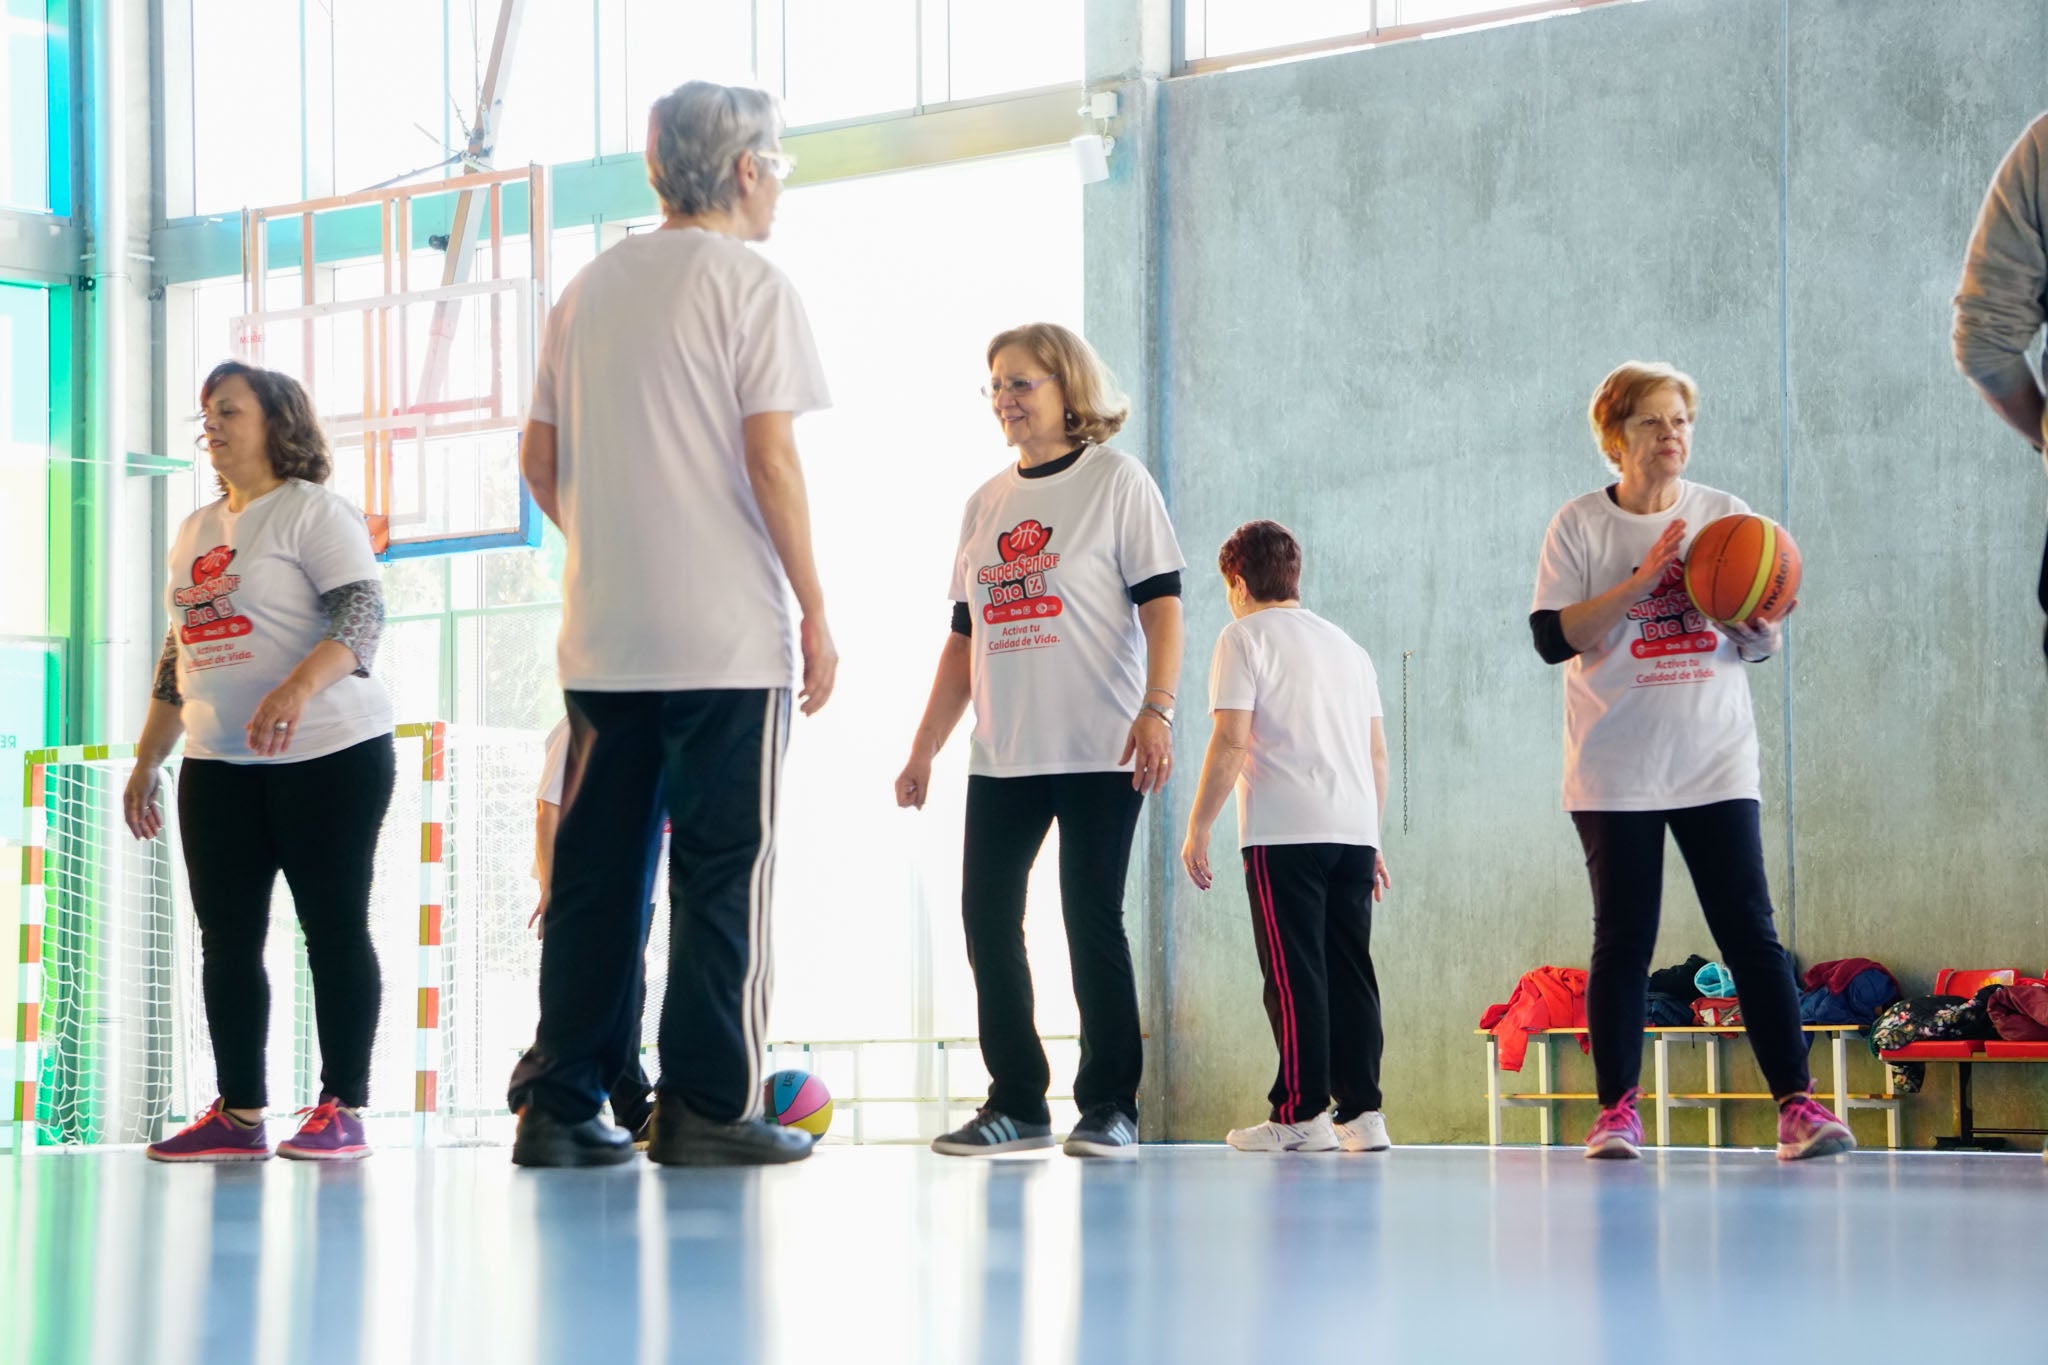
[184,0,303,212]
[780,0,920,128]
[169,1,1083,215]
[1184,0,1624,66]
[332,0,450,196]
[1,0,50,210]
[759,150,1083,1070]
[0,282,50,636]
[0,281,56,846]
[610,0,759,156]
[157,0,1087,1126]
[489,0,599,172]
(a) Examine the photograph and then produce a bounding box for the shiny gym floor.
[3,1142,2040,1365]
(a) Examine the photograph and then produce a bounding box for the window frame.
[1175,0,1638,75]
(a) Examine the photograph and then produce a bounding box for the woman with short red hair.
[1530,360,1850,1161]
[1182,519,1393,1154]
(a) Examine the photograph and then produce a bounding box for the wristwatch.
[1140,702,1175,727]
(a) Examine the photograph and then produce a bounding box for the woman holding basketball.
[895,322,1183,1160]
[123,360,395,1163]
[1528,360,1852,1161]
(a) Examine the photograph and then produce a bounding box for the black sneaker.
[511,1106,636,1168]
[1063,1104,1139,1159]
[931,1107,1054,1156]
[645,1099,814,1167]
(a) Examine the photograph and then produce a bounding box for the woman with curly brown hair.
[124,360,395,1163]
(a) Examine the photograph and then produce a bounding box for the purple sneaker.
[277,1096,371,1162]
[1584,1087,1643,1160]
[146,1099,271,1163]
[1777,1092,1855,1161]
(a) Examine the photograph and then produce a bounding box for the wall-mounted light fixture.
[1072,90,1119,185]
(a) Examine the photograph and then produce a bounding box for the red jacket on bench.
[1481,967,1589,1072]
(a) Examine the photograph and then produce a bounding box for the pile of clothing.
[1479,956,1911,1074]
[1478,967,1588,1072]
[1646,955,1711,1025]
[1799,957,1901,1028]
[1873,979,2048,1091]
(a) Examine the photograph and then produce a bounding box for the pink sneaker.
[1777,1092,1855,1161]
[1584,1087,1643,1160]
[276,1096,371,1161]
[146,1099,271,1163]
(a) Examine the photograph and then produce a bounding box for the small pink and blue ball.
[763,1069,832,1137]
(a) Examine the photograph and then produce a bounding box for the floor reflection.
[4,1143,2042,1364]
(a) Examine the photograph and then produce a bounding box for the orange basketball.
[1683,514,1801,625]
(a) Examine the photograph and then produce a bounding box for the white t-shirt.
[1208,608,1384,848]
[166,479,393,763]
[534,228,831,692]
[537,718,571,807]
[1530,480,1761,811]
[946,446,1184,777]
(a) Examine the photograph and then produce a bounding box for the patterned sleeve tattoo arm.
[152,626,183,704]
[319,579,386,677]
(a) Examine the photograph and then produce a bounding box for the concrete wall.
[1089,0,2048,1146]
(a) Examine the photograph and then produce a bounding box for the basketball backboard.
[232,166,550,559]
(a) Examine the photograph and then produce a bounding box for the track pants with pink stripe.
[1242,843,1383,1125]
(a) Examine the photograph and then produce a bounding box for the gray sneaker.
[931,1107,1054,1156]
[1063,1104,1139,1158]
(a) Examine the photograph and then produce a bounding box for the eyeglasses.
[752,148,795,181]
[980,375,1055,401]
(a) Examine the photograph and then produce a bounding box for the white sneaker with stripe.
[1226,1112,1340,1152]
[1334,1111,1391,1152]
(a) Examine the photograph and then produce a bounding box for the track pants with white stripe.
[1241,842,1383,1125]
[509,688,788,1125]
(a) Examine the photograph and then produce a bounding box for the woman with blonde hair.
[895,323,1184,1158]
[1529,360,1850,1162]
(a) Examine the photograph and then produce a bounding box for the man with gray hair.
[508,80,834,1167]
[1954,112,2048,665]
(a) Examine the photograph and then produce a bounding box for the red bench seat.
[1878,1040,1983,1060]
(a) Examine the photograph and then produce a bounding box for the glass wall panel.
[947,0,1082,102]
[781,0,917,127]
[490,0,598,169]
[190,0,304,211]
[0,282,50,635]
[612,0,758,156]
[757,150,1082,1048]
[1191,0,1599,62]
[331,0,449,194]
[1,0,49,210]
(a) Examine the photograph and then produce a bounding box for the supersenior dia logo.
[174,545,253,643]
[977,520,1066,625]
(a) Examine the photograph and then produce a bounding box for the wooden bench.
[1478,1024,1899,1148]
